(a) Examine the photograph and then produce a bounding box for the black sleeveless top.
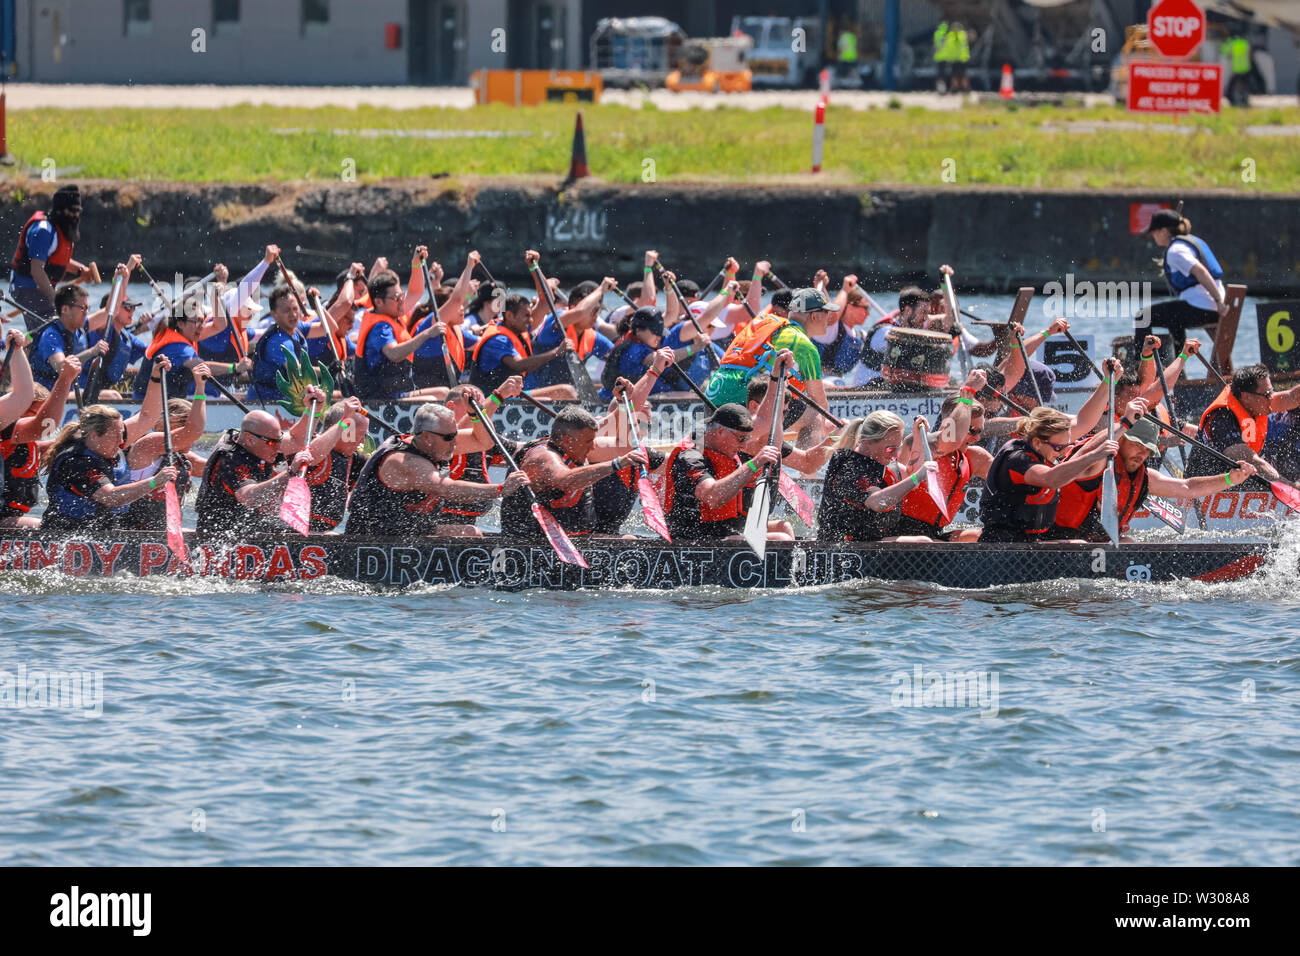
[499,439,598,539]
[345,435,445,537]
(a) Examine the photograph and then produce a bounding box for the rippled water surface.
[2,537,1299,866]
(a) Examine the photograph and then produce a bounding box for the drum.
[881,328,954,389]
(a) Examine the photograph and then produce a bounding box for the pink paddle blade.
[532,503,588,567]
[777,469,816,526]
[1271,479,1300,514]
[280,475,311,535]
[164,480,188,563]
[924,469,950,523]
[638,474,671,542]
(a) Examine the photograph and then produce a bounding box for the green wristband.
[747,459,759,473]
[1179,352,1190,361]
[488,393,502,407]
[229,363,237,374]
[1141,354,1154,361]
[911,473,921,487]
[192,393,207,401]
[1225,473,1233,487]
[644,267,653,275]
[956,397,973,406]
[148,478,158,490]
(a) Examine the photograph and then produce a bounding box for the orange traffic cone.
[1000,63,1014,100]
[563,112,590,185]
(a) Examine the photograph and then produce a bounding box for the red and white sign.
[1147,0,1205,59]
[1129,202,1171,234]
[1128,62,1222,114]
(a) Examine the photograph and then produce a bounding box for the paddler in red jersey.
[1052,413,1257,542]
[895,368,991,541]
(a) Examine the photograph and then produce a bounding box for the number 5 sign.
[1256,301,1300,374]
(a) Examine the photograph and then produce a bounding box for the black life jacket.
[122,446,194,531]
[194,428,285,538]
[815,448,901,542]
[978,438,1060,536]
[499,438,598,539]
[304,449,365,532]
[345,435,445,537]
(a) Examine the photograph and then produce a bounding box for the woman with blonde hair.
[977,405,1116,542]
[122,365,212,531]
[815,410,938,542]
[40,356,177,534]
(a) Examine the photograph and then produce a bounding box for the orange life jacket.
[718,311,808,392]
[567,324,597,359]
[145,326,195,360]
[900,448,971,526]
[444,324,467,372]
[356,311,412,363]
[1198,386,1266,454]
[471,323,532,363]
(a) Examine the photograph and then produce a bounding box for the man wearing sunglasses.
[195,386,359,538]
[1186,363,1300,488]
[346,402,531,539]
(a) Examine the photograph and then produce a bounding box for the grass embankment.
[3,101,1299,190]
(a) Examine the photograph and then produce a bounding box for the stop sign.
[1148,0,1206,59]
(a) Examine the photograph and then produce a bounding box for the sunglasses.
[1250,389,1273,398]
[245,430,284,444]
[968,427,984,437]
[1040,438,1070,452]
[427,430,459,441]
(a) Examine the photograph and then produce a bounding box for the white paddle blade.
[1101,468,1120,546]
[280,475,312,535]
[637,475,672,542]
[164,481,189,563]
[924,470,950,523]
[744,480,773,559]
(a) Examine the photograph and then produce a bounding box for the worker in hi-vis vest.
[837,28,858,82]
[1225,29,1255,107]
[933,21,951,92]
[944,22,971,94]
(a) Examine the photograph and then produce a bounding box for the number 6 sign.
[1256,301,1300,375]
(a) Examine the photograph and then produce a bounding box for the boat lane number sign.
[1257,301,1300,376]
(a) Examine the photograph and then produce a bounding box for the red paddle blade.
[637,474,671,542]
[923,470,950,523]
[164,481,189,564]
[777,469,816,526]
[280,475,311,535]
[1271,479,1300,514]
[532,503,588,567]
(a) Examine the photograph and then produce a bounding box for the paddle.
[519,390,558,420]
[1146,471,1186,534]
[979,383,1032,417]
[213,280,266,410]
[464,392,587,567]
[1059,327,1104,382]
[1195,349,1230,390]
[1141,413,1300,514]
[620,392,671,541]
[3,295,62,349]
[293,244,343,261]
[419,256,459,387]
[2,263,100,321]
[765,270,792,291]
[529,260,601,405]
[475,258,497,286]
[699,264,729,299]
[0,338,18,382]
[280,397,319,534]
[1011,323,1045,406]
[917,421,951,523]
[1100,377,1120,546]
[140,270,217,334]
[85,271,125,405]
[204,374,254,414]
[941,272,972,378]
[743,365,787,559]
[652,261,719,372]
[158,373,189,563]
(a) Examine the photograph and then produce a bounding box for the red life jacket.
[1055,458,1149,531]
[11,211,74,281]
[471,323,532,363]
[662,443,750,523]
[356,311,412,363]
[1198,385,1266,454]
[444,324,467,373]
[900,448,972,526]
[145,327,195,360]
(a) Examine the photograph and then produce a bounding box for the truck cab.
[730,15,822,88]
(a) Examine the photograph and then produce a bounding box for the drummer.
[850,286,928,386]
